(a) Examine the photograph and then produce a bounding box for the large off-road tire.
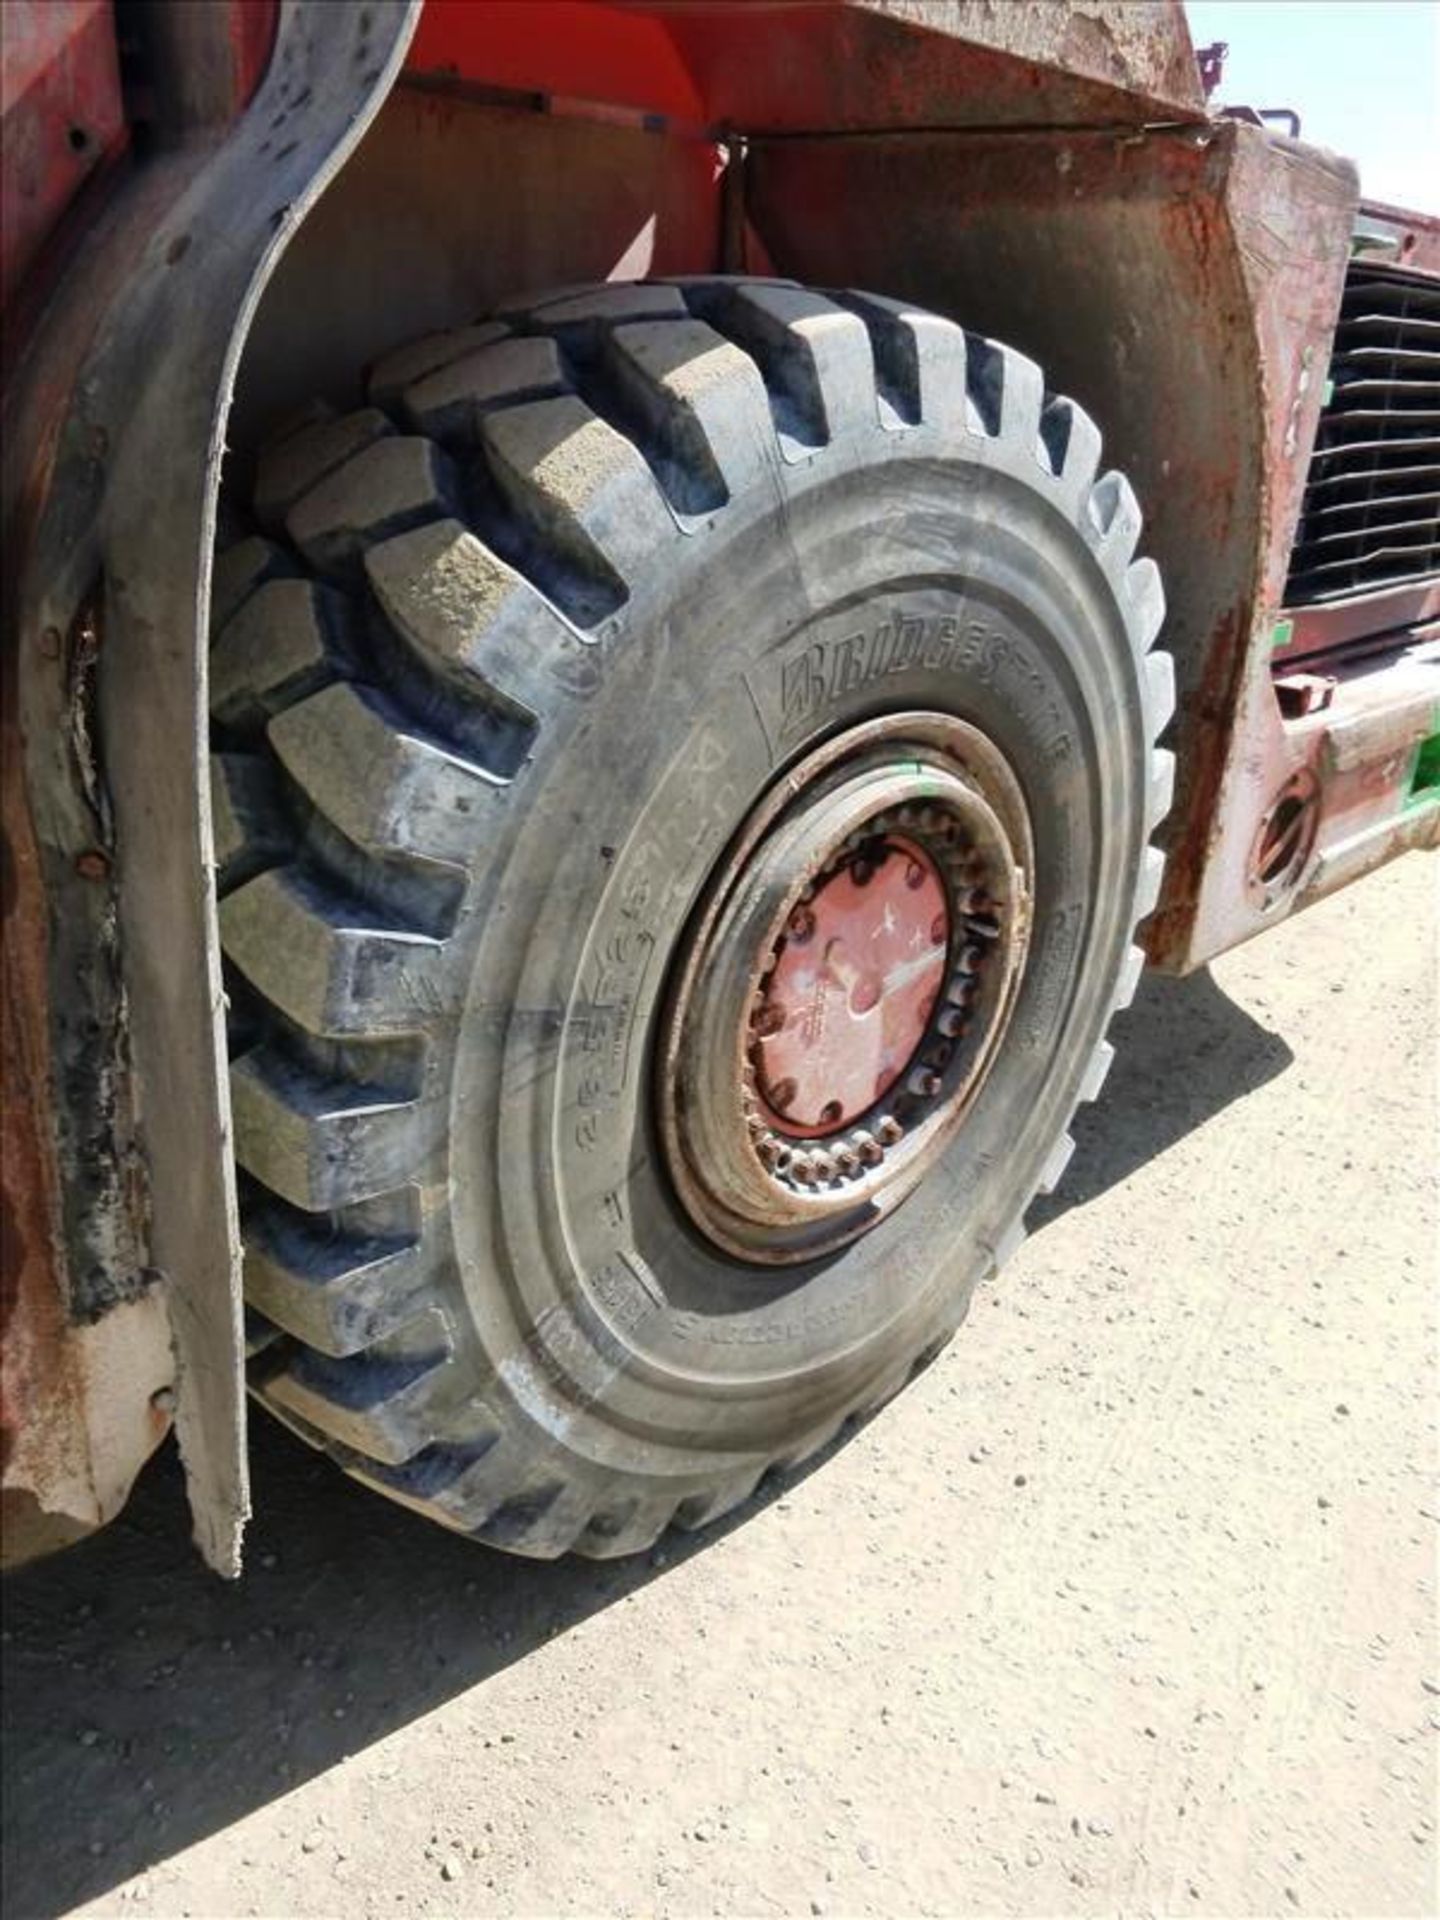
[211,278,1173,1559]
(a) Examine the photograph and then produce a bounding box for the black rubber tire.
[211,278,1174,1559]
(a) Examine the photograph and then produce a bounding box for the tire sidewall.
[448,441,1146,1472]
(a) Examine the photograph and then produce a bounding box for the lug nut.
[810,1150,837,1183]
[908,1066,943,1099]
[855,1131,883,1166]
[836,1144,860,1174]
[938,1007,969,1039]
[877,1116,904,1146]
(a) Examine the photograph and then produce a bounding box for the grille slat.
[1289,545,1440,593]
[1341,278,1440,311]
[1304,513,1436,550]
[1304,486,1436,521]
[1305,445,1440,477]
[1333,347,1440,377]
[1343,315,1440,340]
[1286,259,1440,607]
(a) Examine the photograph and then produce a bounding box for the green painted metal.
[1405,719,1440,809]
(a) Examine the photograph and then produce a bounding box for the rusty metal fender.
[741,114,1362,974]
[3,1,419,1574]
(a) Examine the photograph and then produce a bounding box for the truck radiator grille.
[1286,260,1440,606]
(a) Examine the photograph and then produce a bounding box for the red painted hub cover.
[752,835,950,1138]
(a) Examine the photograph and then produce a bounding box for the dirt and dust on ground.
[2,853,1435,1920]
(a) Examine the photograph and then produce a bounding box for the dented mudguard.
[1,0,421,1572]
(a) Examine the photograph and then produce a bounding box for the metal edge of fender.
[13,0,421,1576]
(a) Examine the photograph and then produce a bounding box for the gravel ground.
[3,854,1435,1920]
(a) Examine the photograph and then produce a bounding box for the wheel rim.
[658,713,1035,1265]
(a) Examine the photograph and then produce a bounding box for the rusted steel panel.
[656,0,1205,132]
[409,0,1205,135]
[1172,147,1436,966]
[3,2,420,1573]
[1,594,175,1566]
[1278,582,1440,666]
[0,1,126,312]
[746,118,1269,940]
[1354,197,1440,276]
[859,0,1206,108]
[745,115,1387,973]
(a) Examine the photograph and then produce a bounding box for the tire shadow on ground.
[0,967,1289,1920]
[1026,963,1293,1230]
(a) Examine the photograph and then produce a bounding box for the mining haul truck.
[3,1,1435,1574]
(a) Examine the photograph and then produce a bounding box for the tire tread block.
[210,578,350,733]
[221,864,447,1038]
[230,1043,440,1211]
[256,408,394,530]
[368,321,511,409]
[269,680,509,867]
[243,1192,435,1358]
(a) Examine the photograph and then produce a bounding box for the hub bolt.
[851,974,882,1015]
[769,1076,798,1114]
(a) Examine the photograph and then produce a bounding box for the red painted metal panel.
[0,0,126,310]
[408,1,705,120]
[231,0,281,112]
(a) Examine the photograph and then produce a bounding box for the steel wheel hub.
[659,714,1034,1265]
